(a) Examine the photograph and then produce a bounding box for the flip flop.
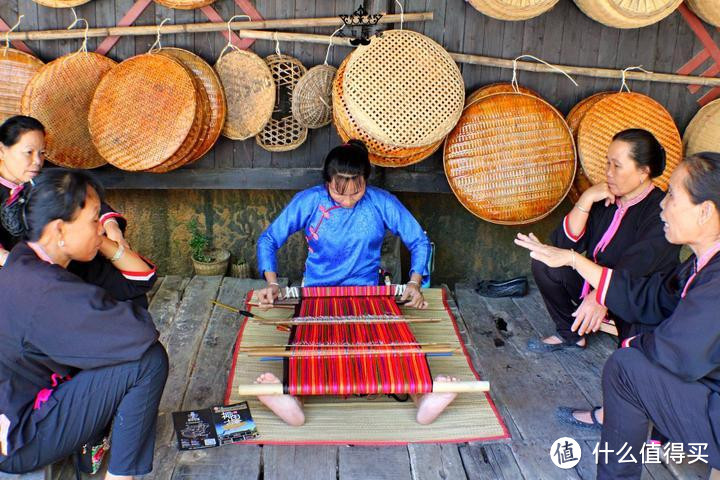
[556,406,603,431]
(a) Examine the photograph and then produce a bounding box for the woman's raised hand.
[581,182,616,208]
[256,283,280,308]
[514,233,573,269]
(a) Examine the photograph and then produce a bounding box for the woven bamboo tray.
[215,49,275,141]
[21,52,116,169]
[292,64,336,129]
[0,49,43,125]
[157,48,225,163]
[343,30,465,149]
[577,92,681,191]
[88,54,197,171]
[465,82,539,107]
[333,54,433,162]
[154,0,215,8]
[686,0,720,27]
[256,54,308,152]
[565,92,611,202]
[444,92,576,225]
[572,0,682,28]
[683,99,720,157]
[467,0,559,20]
[32,0,91,6]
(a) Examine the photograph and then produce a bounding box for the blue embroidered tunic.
[257,185,431,286]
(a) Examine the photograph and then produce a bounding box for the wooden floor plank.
[509,439,582,479]
[408,443,467,480]
[170,446,261,480]
[263,445,337,480]
[150,276,191,333]
[455,286,595,442]
[339,446,412,480]
[459,443,523,479]
[146,276,165,305]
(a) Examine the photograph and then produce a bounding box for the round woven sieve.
[153,0,215,9]
[683,99,720,157]
[467,0,559,20]
[466,82,540,107]
[572,0,682,28]
[292,64,336,129]
[0,48,43,125]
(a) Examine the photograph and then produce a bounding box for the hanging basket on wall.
[683,98,720,157]
[686,0,720,28]
[444,92,576,225]
[292,64,336,129]
[572,0,683,28]
[32,0,92,7]
[577,92,681,190]
[465,82,540,107]
[467,0,560,21]
[0,48,43,125]
[153,0,216,9]
[256,54,308,152]
[21,52,116,169]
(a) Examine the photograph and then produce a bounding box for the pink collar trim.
[616,183,655,210]
[27,242,55,265]
[0,175,18,190]
[680,241,720,298]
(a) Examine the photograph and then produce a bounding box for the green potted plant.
[188,218,230,276]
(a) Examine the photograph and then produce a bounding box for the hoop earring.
[58,240,65,248]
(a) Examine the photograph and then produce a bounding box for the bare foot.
[542,335,586,348]
[255,373,305,426]
[573,406,603,425]
[415,375,459,425]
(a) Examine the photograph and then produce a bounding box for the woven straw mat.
[21,52,116,169]
[572,0,682,28]
[467,0,559,20]
[88,54,197,171]
[0,49,43,125]
[157,48,225,162]
[577,92,681,190]
[215,49,275,141]
[145,49,213,173]
[466,82,539,107]
[333,54,435,163]
[227,288,508,444]
[153,0,215,9]
[292,64,336,129]
[343,30,464,149]
[32,0,91,6]
[444,92,576,225]
[687,0,720,28]
[256,54,307,152]
[565,93,612,203]
[683,99,720,157]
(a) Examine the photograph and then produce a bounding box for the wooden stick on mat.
[237,380,489,396]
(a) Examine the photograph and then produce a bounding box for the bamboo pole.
[237,380,489,396]
[3,13,430,42]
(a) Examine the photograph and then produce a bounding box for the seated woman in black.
[0,115,129,268]
[529,129,679,352]
[0,169,167,480]
[516,153,720,478]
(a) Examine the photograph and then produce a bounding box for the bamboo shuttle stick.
[3,13,431,42]
[237,380,489,396]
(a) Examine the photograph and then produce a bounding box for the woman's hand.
[104,220,130,249]
[580,182,616,208]
[514,233,574,268]
[571,291,608,336]
[257,283,280,308]
[400,283,427,309]
[0,248,9,267]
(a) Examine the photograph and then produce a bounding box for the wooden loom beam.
[237,380,490,396]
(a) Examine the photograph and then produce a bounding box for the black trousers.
[532,260,644,343]
[598,348,720,479]
[0,342,168,476]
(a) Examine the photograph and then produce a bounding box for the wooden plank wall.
[1,0,718,190]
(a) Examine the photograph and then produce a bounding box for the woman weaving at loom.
[252,140,461,426]
[515,153,720,478]
[0,169,167,479]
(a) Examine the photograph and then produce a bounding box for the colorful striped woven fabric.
[298,295,401,318]
[286,322,433,395]
[286,285,406,299]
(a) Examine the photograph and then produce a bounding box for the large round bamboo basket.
[577,92,681,190]
[565,92,612,202]
[32,0,91,7]
[686,0,720,28]
[154,0,215,9]
[444,92,576,225]
[683,99,720,156]
[256,54,308,152]
[343,30,464,149]
[215,49,275,141]
[89,54,197,171]
[292,64,336,129]
[467,0,559,20]
[572,0,683,28]
[465,82,540,107]
[332,54,435,163]
[0,49,43,125]
[157,48,225,163]
[21,52,116,169]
